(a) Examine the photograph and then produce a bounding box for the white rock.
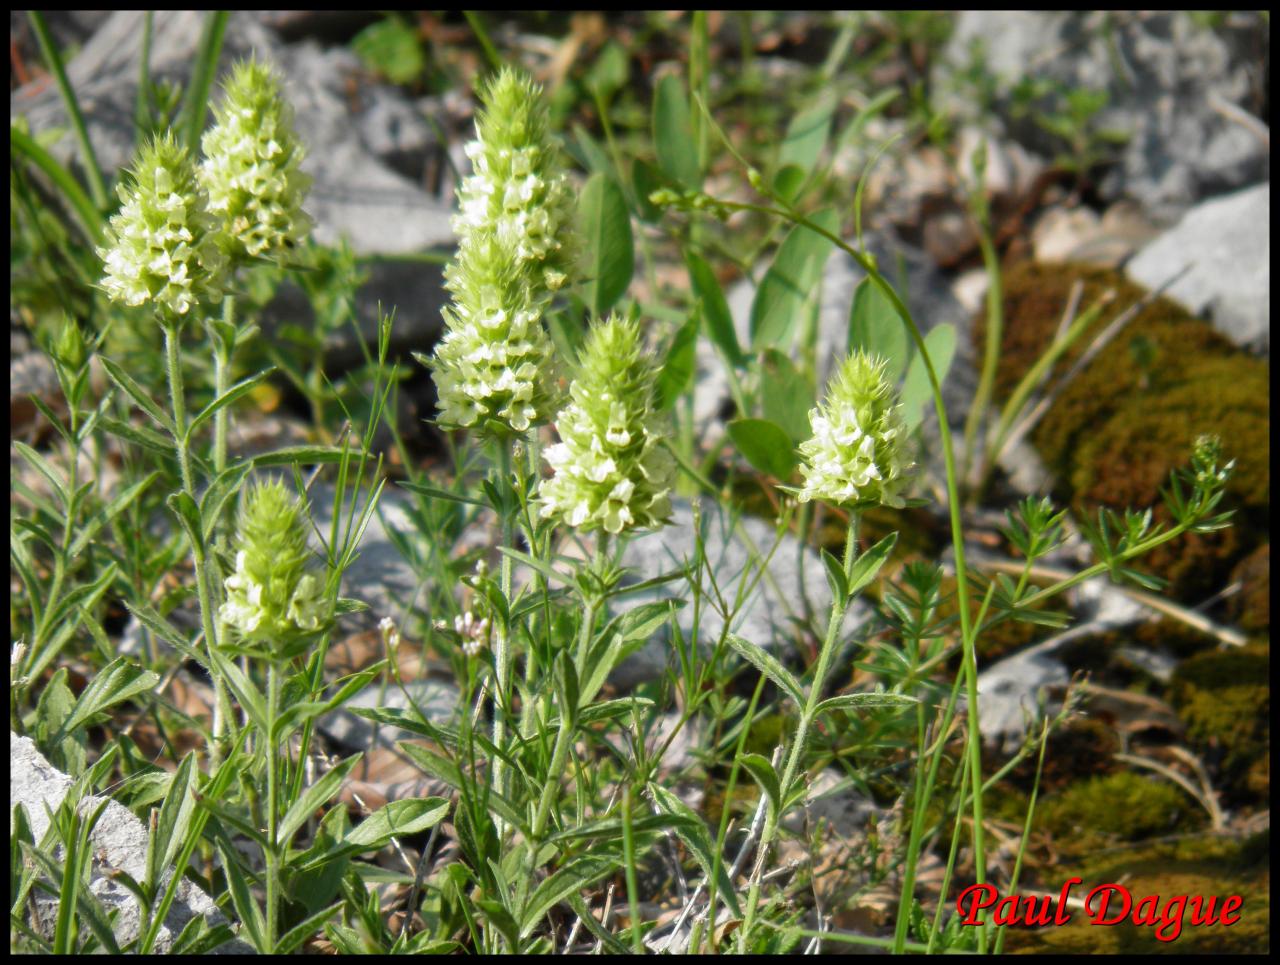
[9,732,249,953]
[1126,182,1270,353]
[612,498,870,688]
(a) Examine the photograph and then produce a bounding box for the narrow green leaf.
[648,783,744,917]
[653,73,700,188]
[900,323,955,430]
[580,172,634,316]
[166,491,203,556]
[779,92,836,174]
[277,753,362,847]
[750,208,839,350]
[100,357,176,435]
[199,461,252,542]
[397,479,488,508]
[613,599,683,644]
[477,898,521,950]
[249,445,348,468]
[657,312,699,408]
[146,751,197,890]
[572,123,612,177]
[217,839,265,952]
[122,600,189,652]
[815,692,918,719]
[187,367,277,438]
[58,656,160,739]
[343,797,450,850]
[274,901,343,956]
[725,633,805,706]
[739,752,782,813]
[686,251,743,367]
[848,276,910,383]
[727,418,797,480]
[821,549,848,606]
[9,125,102,242]
[520,854,619,939]
[846,531,898,598]
[13,441,70,509]
[180,11,228,154]
[99,416,173,455]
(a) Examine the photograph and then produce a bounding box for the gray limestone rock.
[935,11,1268,223]
[11,12,454,256]
[1126,182,1270,353]
[9,732,250,954]
[611,498,872,689]
[320,677,463,752]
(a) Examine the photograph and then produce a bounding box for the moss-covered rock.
[974,261,1268,605]
[1003,834,1270,953]
[973,261,1237,424]
[1065,356,1268,601]
[1168,644,1270,805]
[1035,770,1205,854]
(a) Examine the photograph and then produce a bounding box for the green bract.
[796,349,914,508]
[428,67,578,436]
[220,479,326,645]
[98,133,226,320]
[539,314,675,534]
[201,58,313,260]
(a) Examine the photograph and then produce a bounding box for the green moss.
[972,264,1268,603]
[1065,356,1269,602]
[1031,319,1241,483]
[1003,835,1270,954]
[973,260,1236,419]
[1168,644,1270,804]
[1036,771,1205,854]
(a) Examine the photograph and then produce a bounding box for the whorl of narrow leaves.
[98,133,226,321]
[220,479,326,645]
[200,58,313,260]
[796,349,914,508]
[539,315,675,534]
[427,67,579,436]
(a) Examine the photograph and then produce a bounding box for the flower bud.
[220,479,327,645]
[796,350,914,508]
[201,58,313,261]
[98,133,226,321]
[539,315,675,534]
[51,315,88,372]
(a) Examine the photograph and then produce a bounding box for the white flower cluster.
[98,134,225,319]
[796,350,914,509]
[457,140,573,293]
[431,283,552,433]
[200,58,312,260]
[427,68,578,436]
[221,551,324,637]
[539,315,675,534]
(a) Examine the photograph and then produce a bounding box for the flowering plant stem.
[703,193,991,952]
[163,322,232,765]
[491,440,515,815]
[738,516,857,949]
[207,293,237,766]
[264,661,283,953]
